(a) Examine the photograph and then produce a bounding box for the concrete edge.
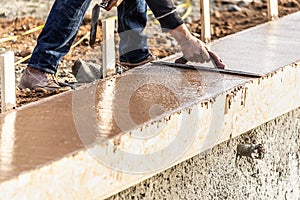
[0,61,299,199]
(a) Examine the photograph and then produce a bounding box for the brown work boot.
[19,67,69,92]
[119,54,156,69]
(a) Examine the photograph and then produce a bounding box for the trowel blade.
[153,61,263,78]
[90,4,101,46]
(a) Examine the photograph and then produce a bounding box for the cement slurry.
[0,10,299,199]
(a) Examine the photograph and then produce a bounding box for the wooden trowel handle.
[208,50,226,69]
[89,4,100,46]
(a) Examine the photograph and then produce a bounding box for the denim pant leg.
[28,0,92,74]
[118,0,150,63]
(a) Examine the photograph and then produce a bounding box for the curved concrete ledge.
[0,12,300,199]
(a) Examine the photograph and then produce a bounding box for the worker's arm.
[146,0,210,63]
[145,0,183,31]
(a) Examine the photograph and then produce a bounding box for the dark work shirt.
[146,0,184,32]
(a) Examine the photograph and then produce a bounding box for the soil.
[0,0,299,111]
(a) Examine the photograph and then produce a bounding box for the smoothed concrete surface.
[211,11,300,74]
[0,11,300,199]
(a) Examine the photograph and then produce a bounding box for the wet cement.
[0,93,84,182]
[1,11,300,187]
[211,12,300,74]
[0,65,250,183]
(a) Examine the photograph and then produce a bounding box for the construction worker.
[19,0,211,91]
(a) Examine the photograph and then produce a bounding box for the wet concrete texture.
[73,66,249,139]
[108,107,300,200]
[211,12,300,74]
[0,94,84,182]
[0,11,300,198]
[0,65,249,183]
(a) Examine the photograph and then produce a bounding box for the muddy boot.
[18,67,70,92]
[119,54,156,69]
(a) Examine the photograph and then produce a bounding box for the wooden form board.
[200,0,211,43]
[267,0,278,20]
[200,0,279,42]
[0,51,16,112]
[102,18,116,78]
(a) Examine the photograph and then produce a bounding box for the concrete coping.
[0,11,300,199]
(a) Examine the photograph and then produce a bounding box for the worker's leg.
[28,0,92,74]
[117,0,152,64]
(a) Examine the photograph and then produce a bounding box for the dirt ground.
[0,0,299,110]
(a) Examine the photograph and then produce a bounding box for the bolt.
[236,143,265,159]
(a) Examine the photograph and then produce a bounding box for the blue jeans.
[28,0,150,74]
[118,0,150,63]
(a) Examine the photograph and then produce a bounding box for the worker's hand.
[170,24,210,63]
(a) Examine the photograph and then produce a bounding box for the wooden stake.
[102,18,116,78]
[0,51,16,112]
[267,0,278,20]
[200,0,211,43]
